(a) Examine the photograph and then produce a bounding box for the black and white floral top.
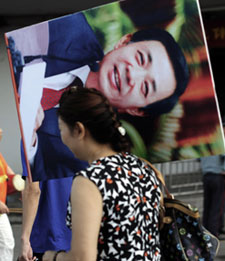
[67,153,161,260]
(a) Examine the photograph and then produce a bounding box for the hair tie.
[118,126,126,136]
[70,86,78,92]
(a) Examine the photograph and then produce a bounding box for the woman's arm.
[43,176,103,261]
[20,180,40,261]
[6,165,15,175]
[0,200,9,214]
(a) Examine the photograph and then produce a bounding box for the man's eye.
[138,51,144,65]
[144,82,149,97]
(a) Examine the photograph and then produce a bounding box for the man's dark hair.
[130,28,189,116]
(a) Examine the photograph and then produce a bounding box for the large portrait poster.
[5,0,225,181]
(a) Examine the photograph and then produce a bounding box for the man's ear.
[74,122,86,140]
[114,33,133,50]
[118,108,145,117]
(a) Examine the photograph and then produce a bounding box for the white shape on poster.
[19,62,46,157]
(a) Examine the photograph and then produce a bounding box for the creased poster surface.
[5,0,225,180]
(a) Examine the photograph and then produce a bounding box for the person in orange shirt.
[0,128,15,261]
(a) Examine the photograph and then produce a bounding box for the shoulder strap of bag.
[140,157,172,199]
[140,157,200,221]
[140,157,172,228]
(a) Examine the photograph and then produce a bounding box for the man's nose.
[126,64,145,87]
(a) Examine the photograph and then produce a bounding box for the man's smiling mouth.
[114,66,121,92]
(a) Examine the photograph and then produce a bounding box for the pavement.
[8,192,225,261]
[214,240,225,261]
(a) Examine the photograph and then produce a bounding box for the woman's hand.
[31,104,45,147]
[0,201,9,214]
[19,238,36,261]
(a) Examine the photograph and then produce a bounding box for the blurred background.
[82,0,225,163]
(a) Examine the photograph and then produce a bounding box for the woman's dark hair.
[131,28,189,116]
[58,87,131,153]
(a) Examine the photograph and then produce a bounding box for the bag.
[142,159,220,261]
[160,197,219,261]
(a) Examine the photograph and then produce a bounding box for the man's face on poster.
[97,39,176,116]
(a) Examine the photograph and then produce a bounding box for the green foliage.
[148,103,184,163]
[168,0,205,77]
[120,120,148,159]
[178,126,225,159]
[83,2,134,53]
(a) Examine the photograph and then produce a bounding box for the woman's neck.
[80,128,118,164]
[86,143,117,164]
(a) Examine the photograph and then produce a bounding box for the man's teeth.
[114,68,120,91]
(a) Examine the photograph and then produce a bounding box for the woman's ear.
[114,33,133,50]
[74,122,86,140]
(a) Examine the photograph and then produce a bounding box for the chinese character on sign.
[212,27,225,40]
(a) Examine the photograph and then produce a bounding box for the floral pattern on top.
[67,153,161,261]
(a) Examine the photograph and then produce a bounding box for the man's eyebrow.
[147,52,156,92]
[152,80,156,93]
[147,52,152,63]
